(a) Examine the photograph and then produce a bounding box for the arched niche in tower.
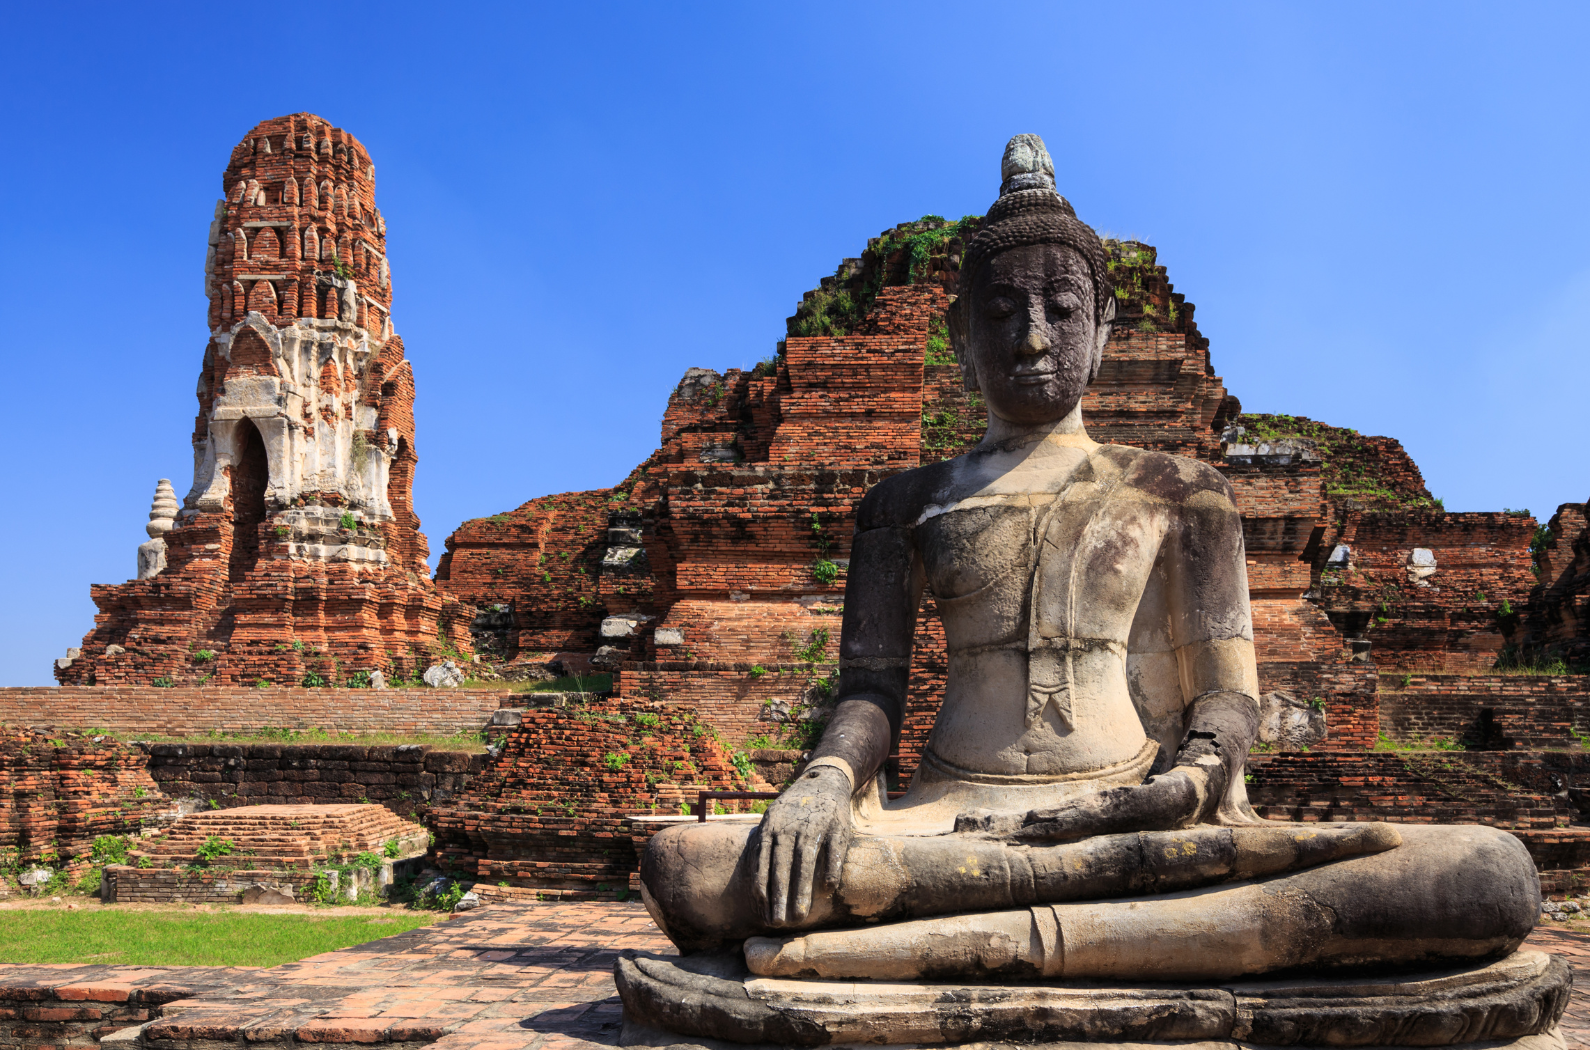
[228,325,277,377]
[228,417,270,584]
[246,280,278,322]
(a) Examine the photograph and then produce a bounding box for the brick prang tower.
[56,114,472,688]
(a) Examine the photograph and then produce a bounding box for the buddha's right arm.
[754,516,923,925]
[806,522,923,794]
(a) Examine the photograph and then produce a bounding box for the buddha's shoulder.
[1096,444,1238,509]
[856,459,961,529]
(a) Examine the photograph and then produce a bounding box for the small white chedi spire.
[137,479,179,580]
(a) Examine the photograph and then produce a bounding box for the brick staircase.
[136,803,428,870]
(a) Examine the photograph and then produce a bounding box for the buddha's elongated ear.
[1090,294,1116,383]
[946,295,979,393]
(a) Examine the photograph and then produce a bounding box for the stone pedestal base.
[615,949,1569,1048]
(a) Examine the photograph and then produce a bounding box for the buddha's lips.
[1013,371,1056,385]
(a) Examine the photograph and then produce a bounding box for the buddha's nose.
[1018,328,1050,356]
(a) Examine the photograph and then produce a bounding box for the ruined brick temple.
[57,114,472,689]
[433,222,1575,746]
[33,115,1590,902]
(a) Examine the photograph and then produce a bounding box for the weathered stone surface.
[616,949,1569,1047]
[424,661,465,688]
[240,884,295,904]
[1257,690,1327,750]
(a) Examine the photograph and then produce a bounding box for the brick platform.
[0,902,1586,1050]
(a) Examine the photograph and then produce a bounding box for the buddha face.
[960,242,1112,427]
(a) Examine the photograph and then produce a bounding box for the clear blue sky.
[3,2,1587,685]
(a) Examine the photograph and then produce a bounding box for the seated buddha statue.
[620,135,1557,1048]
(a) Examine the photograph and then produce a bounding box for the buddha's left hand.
[1001,755,1223,843]
[992,691,1257,843]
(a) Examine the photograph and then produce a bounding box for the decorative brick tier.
[134,804,427,871]
[1321,512,1538,672]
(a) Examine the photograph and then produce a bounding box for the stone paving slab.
[2,904,1589,1050]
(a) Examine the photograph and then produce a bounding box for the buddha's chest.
[916,492,1170,646]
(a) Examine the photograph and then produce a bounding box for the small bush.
[193,837,234,867]
[193,650,215,663]
[339,512,357,530]
[91,835,128,865]
[811,559,840,585]
[603,752,629,772]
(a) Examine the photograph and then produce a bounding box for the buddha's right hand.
[753,764,854,926]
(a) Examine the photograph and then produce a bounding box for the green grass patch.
[0,909,439,967]
[1373,732,1467,752]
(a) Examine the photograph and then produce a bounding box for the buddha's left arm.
[1161,477,1262,824]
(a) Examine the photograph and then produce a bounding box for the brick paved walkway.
[151,902,669,1050]
[1,904,1587,1050]
[1526,924,1590,1048]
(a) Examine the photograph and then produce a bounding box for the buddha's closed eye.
[985,296,1016,319]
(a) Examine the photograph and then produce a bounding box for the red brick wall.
[1378,673,1590,749]
[1521,500,1590,665]
[1246,750,1568,829]
[1321,512,1537,671]
[144,742,484,822]
[0,687,514,737]
[101,865,329,905]
[429,699,758,900]
[0,727,168,876]
[435,489,619,657]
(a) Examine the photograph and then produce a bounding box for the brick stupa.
[58,114,472,688]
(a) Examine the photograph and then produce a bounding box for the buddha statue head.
[948,134,1117,427]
